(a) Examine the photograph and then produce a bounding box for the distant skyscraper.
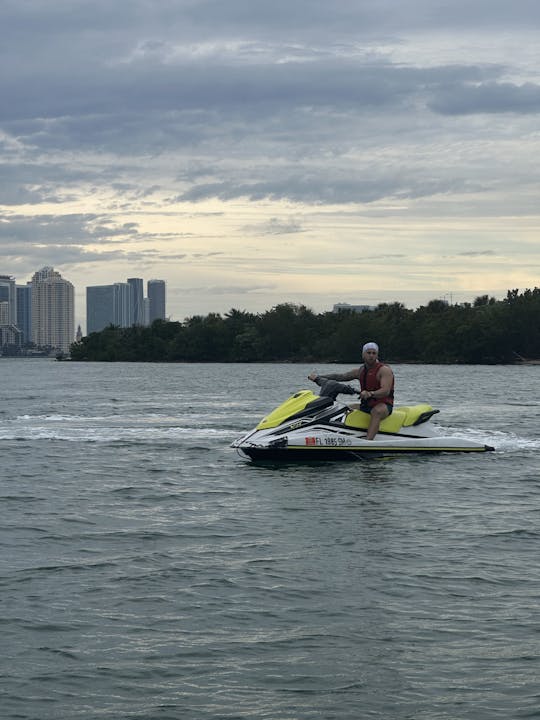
[87,285,115,333]
[113,283,132,327]
[86,283,133,333]
[143,297,151,326]
[127,278,144,325]
[31,267,74,353]
[0,275,17,325]
[147,279,166,323]
[16,283,32,344]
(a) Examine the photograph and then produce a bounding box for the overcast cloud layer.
[2,0,540,329]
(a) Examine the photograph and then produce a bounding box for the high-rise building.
[86,283,133,333]
[113,283,132,327]
[0,275,17,325]
[127,278,144,325]
[143,297,151,326]
[147,279,166,323]
[16,283,32,344]
[31,267,74,353]
[87,285,115,334]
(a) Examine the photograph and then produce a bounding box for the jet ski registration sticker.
[305,436,352,446]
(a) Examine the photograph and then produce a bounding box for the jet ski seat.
[399,404,439,426]
[344,404,438,432]
[344,408,406,432]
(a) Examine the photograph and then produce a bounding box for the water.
[1,360,539,720]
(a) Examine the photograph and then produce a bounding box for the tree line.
[69,288,540,364]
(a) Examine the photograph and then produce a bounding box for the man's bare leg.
[367,404,389,440]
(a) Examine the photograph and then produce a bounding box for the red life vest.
[360,361,394,408]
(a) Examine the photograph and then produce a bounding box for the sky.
[2,0,540,331]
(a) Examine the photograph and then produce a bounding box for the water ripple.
[1,361,539,720]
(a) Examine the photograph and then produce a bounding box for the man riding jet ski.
[308,341,393,440]
[231,342,495,461]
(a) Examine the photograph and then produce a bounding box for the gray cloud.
[178,171,485,205]
[1,1,538,210]
[0,58,503,134]
[0,213,137,243]
[243,218,305,235]
[457,250,497,257]
[429,81,540,115]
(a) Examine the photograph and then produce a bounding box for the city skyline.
[3,270,170,333]
[1,2,539,324]
[87,277,167,334]
[1,269,166,349]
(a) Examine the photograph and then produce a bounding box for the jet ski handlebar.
[313,377,360,400]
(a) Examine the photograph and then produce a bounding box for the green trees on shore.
[70,288,540,364]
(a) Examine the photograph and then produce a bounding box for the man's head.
[362,341,379,365]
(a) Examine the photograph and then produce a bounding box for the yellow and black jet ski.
[231,380,495,461]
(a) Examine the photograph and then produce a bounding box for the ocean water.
[1,359,539,720]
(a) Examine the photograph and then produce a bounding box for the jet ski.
[232,379,495,461]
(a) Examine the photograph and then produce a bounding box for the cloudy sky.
[2,0,540,330]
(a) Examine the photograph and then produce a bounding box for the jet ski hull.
[234,434,494,462]
[239,443,493,462]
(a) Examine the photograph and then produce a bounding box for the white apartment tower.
[31,266,75,353]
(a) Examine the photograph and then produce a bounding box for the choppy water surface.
[1,360,539,719]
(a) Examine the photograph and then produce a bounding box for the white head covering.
[362,342,379,353]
